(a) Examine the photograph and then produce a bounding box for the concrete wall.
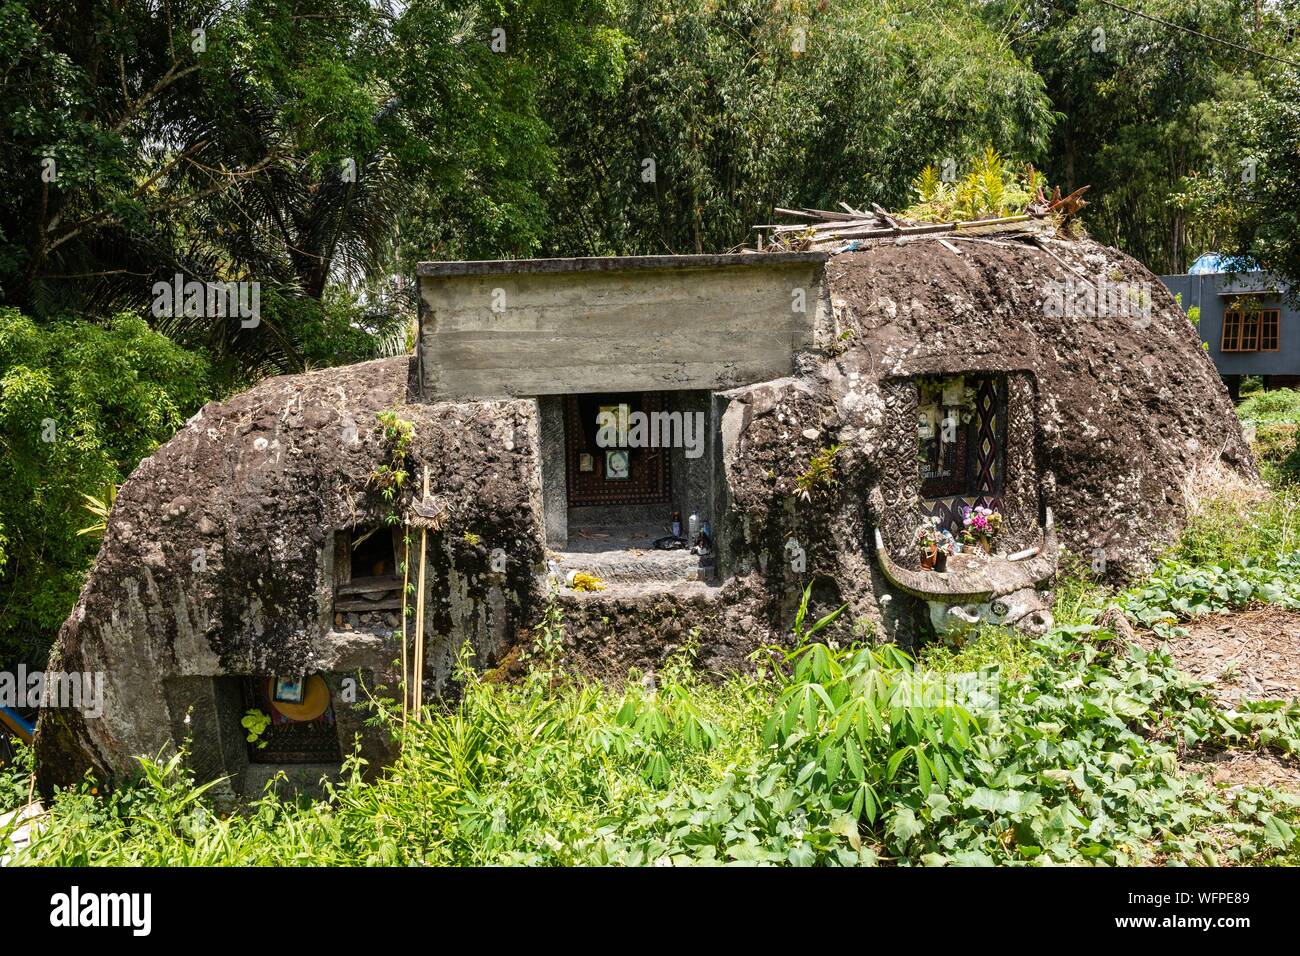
[669,390,716,537]
[538,396,568,546]
[416,254,828,401]
[1160,272,1299,378]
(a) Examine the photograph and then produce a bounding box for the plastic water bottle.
[688,512,699,541]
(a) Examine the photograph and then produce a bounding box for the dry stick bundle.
[766,215,887,235]
[814,212,1042,241]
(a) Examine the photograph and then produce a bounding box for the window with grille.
[1260,310,1280,351]
[1222,309,1281,352]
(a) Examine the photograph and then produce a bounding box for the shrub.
[14,586,1300,866]
[0,309,210,662]
[0,744,33,815]
[1237,387,1300,424]
[906,147,1044,223]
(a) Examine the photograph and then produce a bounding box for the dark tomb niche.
[565,392,672,508]
[916,374,1008,535]
[333,524,404,614]
[242,674,342,764]
[539,388,721,580]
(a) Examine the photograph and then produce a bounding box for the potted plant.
[913,518,942,570]
[961,505,1003,554]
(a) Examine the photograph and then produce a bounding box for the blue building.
[1161,254,1300,399]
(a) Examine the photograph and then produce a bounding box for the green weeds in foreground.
[0,746,32,816]
[1169,486,1300,566]
[1120,553,1300,637]
[1236,388,1300,487]
[6,480,1300,866]
[7,583,1300,867]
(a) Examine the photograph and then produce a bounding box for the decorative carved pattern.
[565,392,672,506]
[877,372,1039,561]
[920,375,1007,536]
[970,376,1007,496]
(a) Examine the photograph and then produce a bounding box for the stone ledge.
[417,252,827,277]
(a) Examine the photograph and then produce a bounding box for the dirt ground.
[1135,604,1300,794]
[1136,604,1300,707]
[1182,749,1300,793]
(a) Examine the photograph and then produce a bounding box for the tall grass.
[8,469,1300,866]
[10,580,1300,867]
[1169,485,1300,567]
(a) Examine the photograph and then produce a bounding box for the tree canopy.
[1,0,1299,659]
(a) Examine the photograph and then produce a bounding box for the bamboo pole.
[412,465,430,720]
[400,514,410,726]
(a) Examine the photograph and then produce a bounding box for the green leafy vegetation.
[1120,553,1300,638]
[1252,425,1300,486]
[0,309,209,662]
[75,482,118,538]
[1178,68,1300,289]
[371,410,415,525]
[10,468,1300,866]
[795,444,844,501]
[537,0,1053,258]
[1236,389,1300,486]
[1008,0,1293,275]
[1237,388,1300,426]
[0,746,33,815]
[9,547,1300,866]
[1122,484,1300,638]
[906,148,1044,223]
[241,710,271,750]
[1170,486,1299,567]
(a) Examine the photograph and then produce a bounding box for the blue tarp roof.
[1188,253,1261,275]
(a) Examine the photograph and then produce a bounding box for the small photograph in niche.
[272,676,306,704]
[578,452,595,473]
[916,407,936,440]
[605,449,630,480]
[597,403,629,435]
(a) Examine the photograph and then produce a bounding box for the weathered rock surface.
[36,235,1255,796]
[37,357,542,795]
[822,237,1254,575]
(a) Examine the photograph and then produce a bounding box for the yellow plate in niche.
[267,675,330,722]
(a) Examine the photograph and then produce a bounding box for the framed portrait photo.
[605,449,630,480]
[579,452,595,472]
[272,676,306,704]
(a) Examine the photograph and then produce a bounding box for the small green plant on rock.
[241,709,270,749]
[523,593,566,674]
[76,482,119,538]
[795,443,844,501]
[372,410,415,525]
[906,147,1043,222]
